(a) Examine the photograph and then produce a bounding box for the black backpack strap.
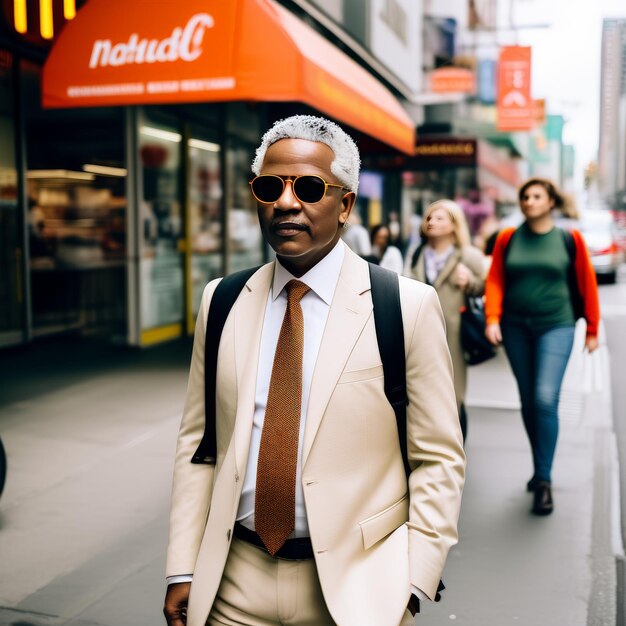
[410,241,426,270]
[369,264,447,600]
[191,266,261,464]
[368,263,410,477]
[560,228,576,261]
[503,227,519,261]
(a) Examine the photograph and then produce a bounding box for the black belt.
[233,522,314,560]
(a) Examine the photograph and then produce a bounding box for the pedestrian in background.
[405,199,485,441]
[484,177,600,516]
[164,115,465,626]
[387,210,404,250]
[341,208,371,257]
[370,223,404,274]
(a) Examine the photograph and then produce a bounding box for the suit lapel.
[302,249,372,465]
[433,249,461,289]
[232,263,273,476]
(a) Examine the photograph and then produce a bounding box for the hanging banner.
[497,46,533,131]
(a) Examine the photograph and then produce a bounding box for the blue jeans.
[501,322,575,482]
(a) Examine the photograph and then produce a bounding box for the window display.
[188,133,222,317]
[0,49,21,344]
[139,115,184,332]
[22,60,127,337]
[227,140,263,273]
[26,172,127,333]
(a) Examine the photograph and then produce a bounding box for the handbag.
[460,295,496,365]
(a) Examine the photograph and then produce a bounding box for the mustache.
[269,219,310,232]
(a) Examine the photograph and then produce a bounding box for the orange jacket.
[485,227,601,337]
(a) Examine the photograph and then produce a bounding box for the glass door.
[137,110,185,346]
[226,138,263,273]
[185,129,223,333]
[0,50,24,347]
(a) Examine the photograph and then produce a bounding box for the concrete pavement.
[0,338,190,626]
[0,325,619,626]
[421,326,617,626]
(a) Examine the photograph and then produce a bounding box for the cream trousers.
[208,537,414,626]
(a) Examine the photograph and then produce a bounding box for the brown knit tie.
[255,279,311,556]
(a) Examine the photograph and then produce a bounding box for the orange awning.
[42,0,415,154]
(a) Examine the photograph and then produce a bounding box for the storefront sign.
[89,14,215,68]
[44,1,238,106]
[42,0,415,154]
[414,138,477,167]
[497,46,533,131]
[430,67,475,94]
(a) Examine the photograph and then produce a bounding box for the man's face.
[256,138,355,277]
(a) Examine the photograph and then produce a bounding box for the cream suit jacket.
[166,246,466,626]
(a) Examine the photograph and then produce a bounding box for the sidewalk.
[420,325,617,626]
[0,337,192,626]
[0,328,618,626]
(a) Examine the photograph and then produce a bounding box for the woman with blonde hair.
[406,199,485,440]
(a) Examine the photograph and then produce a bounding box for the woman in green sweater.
[485,178,600,516]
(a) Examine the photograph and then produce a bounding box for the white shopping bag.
[581,349,604,394]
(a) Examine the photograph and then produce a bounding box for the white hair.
[251,115,361,193]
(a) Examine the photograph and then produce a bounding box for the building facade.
[599,18,626,207]
[0,0,418,349]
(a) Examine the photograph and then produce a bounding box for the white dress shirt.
[236,239,345,535]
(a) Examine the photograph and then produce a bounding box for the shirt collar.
[272,240,345,305]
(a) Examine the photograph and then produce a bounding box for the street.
[602,267,626,624]
[0,271,625,626]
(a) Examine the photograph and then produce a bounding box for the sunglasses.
[249,174,348,204]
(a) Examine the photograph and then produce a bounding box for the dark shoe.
[526,476,539,492]
[532,481,553,516]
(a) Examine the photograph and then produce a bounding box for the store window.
[138,110,184,336]
[0,49,21,346]
[187,129,222,318]
[227,139,263,273]
[22,60,127,339]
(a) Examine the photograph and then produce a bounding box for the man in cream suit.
[163,116,465,626]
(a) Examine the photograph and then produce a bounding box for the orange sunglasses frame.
[249,174,348,204]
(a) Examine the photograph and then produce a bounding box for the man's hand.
[164,582,191,626]
[407,594,420,617]
[485,322,502,346]
[585,335,599,353]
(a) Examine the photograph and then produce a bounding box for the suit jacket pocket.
[359,494,409,550]
[337,364,384,384]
